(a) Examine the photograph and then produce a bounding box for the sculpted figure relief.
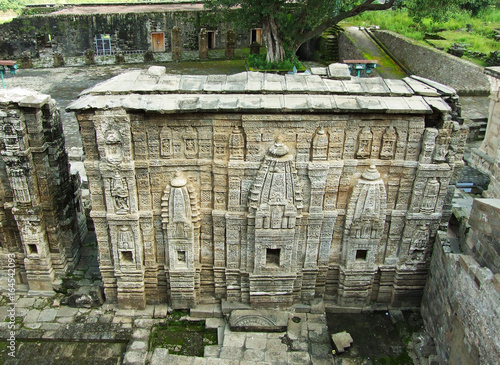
[111,172,129,213]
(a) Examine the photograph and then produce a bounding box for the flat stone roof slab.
[67,68,454,115]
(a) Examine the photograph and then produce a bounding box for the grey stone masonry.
[67,67,467,310]
[0,88,87,295]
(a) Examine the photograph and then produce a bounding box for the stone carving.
[183,127,198,159]
[347,165,387,240]
[105,129,123,164]
[312,127,329,161]
[111,172,129,213]
[229,126,245,161]
[117,225,133,250]
[434,123,452,162]
[420,128,438,163]
[11,169,31,203]
[380,126,397,160]
[161,171,200,308]
[357,126,373,159]
[421,179,440,214]
[411,224,429,249]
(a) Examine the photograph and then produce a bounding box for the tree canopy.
[204,0,397,62]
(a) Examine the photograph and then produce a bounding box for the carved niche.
[409,223,430,262]
[247,137,303,275]
[160,126,172,159]
[161,171,200,308]
[311,127,329,161]
[111,171,129,214]
[344,165,387,267]
[229,126,246,161]
[357,126,373,159]
[420,178,440,214]
[183,127,198,159]
[380,126,397,160]
[105,129,124,164]
[117,225,135,266]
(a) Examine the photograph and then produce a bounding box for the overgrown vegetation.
[347,5,500,66]
[150,316,218,357]
[247,52,305,72]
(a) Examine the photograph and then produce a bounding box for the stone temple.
[66,65,467,310]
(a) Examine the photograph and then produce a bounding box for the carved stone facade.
[69,68,467,309]
[0,89,87,294]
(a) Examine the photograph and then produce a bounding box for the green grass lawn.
[346,6,500,66]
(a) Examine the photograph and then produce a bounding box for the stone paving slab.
[38,308,57,322]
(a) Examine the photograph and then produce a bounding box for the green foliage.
[247,52,304,71]
[348,6,500,65]
[0,0,24,12]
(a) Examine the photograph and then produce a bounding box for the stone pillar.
[226,29,236,59]
[199,28,208,60]
[115,53,125,64]
[52,52,65,67]
[171,26,182,61]
[20,51,32,69]
[84,49,95,65]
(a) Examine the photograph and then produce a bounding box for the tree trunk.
[262,15,285,63]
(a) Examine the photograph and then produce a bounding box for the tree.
[204,0,396,63]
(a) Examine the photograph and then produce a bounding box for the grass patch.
[150,319,218,357]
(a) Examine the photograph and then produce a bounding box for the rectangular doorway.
[207,31,216,49]
[151,32,165,52]
[251,28,262,45]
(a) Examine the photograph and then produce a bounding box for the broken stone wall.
[422,230,500,364]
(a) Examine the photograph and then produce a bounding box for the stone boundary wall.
[0,11,249,59]
[338,33,366,63]
[372,30,490,95]
[422,231,500,364]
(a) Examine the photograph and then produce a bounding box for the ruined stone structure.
[0,89,87,295]
[0,3,252,60]
[68,67,467,309]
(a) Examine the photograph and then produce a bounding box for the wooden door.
[152,33,165,53]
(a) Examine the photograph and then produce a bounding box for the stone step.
[190,303,223,318]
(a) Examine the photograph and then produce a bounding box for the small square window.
[121,251,133,263]
[27,244,38,255]
[177,251,186,263]
[356,250,368,261]
[266,248,280,267]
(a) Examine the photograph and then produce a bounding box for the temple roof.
[67,67,454,115]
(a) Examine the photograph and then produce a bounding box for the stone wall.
[462,199,500,274]
[0,88,87,295]
[0,10,249,59]
[422,230,500,364]
[372,30,490,95]
[338,33,366,64]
